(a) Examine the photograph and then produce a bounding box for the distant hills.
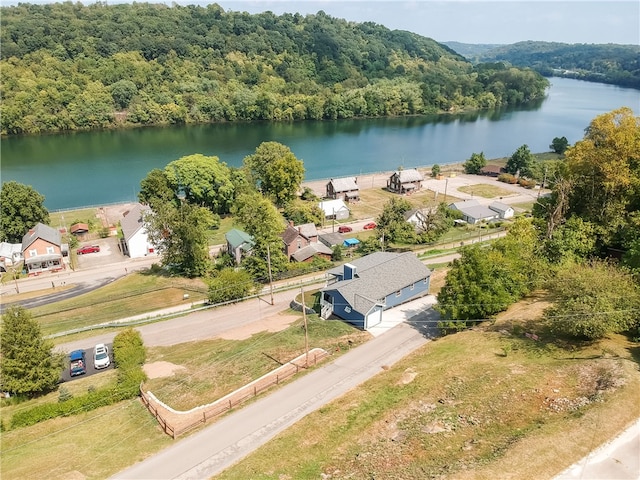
[444,41,640,89]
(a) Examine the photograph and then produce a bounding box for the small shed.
[343,238,360,248]
[489,201,515,219]
[70,223,89,235]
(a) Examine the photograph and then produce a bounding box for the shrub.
[498,173,517,184]
[58,386,73,402]
[113,328,145,369]
[518,178,537,189]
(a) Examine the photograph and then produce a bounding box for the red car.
[338,226,352,233]
[363,222,377,230]
[77,245,100,255]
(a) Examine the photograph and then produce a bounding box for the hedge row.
[11,382,139,429]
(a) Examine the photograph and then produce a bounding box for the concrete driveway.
[368,294,439,337]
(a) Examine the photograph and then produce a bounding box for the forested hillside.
[474,41,640,88]
[0,2,548,135]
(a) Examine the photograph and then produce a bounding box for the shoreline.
[50,162,469,217]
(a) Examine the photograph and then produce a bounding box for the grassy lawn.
[216,295,640,480]
[457,183,515,199]
[349,188,461,221]
[4,289,639,480]
[0,315,370,480]
[207,215,237,246]
[29,272,208,336]
[145,313,370,410]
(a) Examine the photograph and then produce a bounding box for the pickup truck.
[69,350,87,377]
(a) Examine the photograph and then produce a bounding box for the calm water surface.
[1,77,638,210]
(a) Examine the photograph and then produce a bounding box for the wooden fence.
[140,347,329,439]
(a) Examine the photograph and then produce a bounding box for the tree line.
[0,2,548,135]
[474,41,640,89]
[438,107,640,341]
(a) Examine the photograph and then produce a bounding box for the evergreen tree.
[0,306,63,396]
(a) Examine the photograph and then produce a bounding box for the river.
[1,77,638,211]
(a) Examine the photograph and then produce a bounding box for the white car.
[93,344,110,370]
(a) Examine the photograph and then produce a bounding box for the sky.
[210,1,640,45]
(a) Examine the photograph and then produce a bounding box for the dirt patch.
[144,361,187,379]
[217,313,301,340]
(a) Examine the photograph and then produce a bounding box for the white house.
[449,200,498,225]
[120,204,157,258]
[489,201,515,219]
[0,242,23,271]
[318,199,350,220]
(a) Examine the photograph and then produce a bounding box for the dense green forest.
[0,2,548,135]
[466,41,640,89]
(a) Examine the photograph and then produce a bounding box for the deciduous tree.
[0,306,64,396]
[463,152,487,174]
[243,142,305,206]
[545,261,640,340]
[233,192,288,279]
[143,200,217,277]
[0,181,50,243]
[564,107,640,248]
[549,136,569,154]
[164,154,235,214]
[505,144,534,177]
[207,268,256,304]
[376,197,415,244]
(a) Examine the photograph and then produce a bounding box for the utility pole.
[301,285,309,366]
[444,178,449,203]
[537,166,548,200]
[266,243,274,305]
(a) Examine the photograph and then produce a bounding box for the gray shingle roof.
[120,204,150,243]
[21,223,61,250]
[325,252,431,313]
[328,177,359,192]
[291,242,333,262]
[394,168,423,183]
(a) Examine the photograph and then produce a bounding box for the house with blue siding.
[320,252,431,330]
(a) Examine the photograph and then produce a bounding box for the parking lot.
[74,237,127,269]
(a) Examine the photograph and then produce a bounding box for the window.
[46,246,55,254]
[410,283,415,291]
[29,249,37,257]
[395,290,401,297]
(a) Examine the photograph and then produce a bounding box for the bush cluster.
[518,178,537,189]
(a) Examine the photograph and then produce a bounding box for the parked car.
[363,222,377,230]
[338,226,353,233]
[77,245,100,255]
[69,350,87,377]
[93,343,110,370]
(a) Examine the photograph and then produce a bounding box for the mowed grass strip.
[457,183,515,199]
[29,273,208,336]
[215,306,640,479]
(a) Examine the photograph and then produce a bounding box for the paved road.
[111,321,431,480]
[554,418,640,480]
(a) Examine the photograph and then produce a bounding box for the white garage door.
[365,308,382,329]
